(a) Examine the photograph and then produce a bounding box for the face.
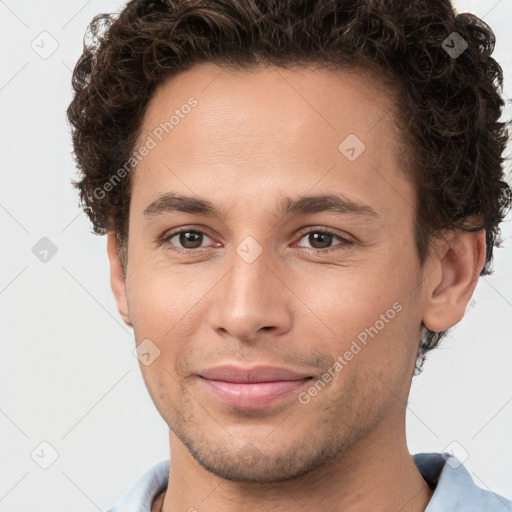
[119,63,429,482]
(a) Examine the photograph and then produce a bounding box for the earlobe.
[422,229,486,333]
[106,231,133,327]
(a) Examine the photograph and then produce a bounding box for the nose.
[208,243,293,342]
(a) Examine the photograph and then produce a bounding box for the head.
[68,0,510,483]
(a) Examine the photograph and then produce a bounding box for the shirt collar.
[414,452,512,511]
[110,453,512,511]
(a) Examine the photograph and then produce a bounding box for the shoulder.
[414,452,512,512]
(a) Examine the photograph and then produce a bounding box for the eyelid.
[295,225,353,242]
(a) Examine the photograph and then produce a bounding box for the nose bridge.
[227,240,274,316]
[232,240,271,298]
[210,237,291,340]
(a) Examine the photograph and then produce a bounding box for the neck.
[158,414,433,512]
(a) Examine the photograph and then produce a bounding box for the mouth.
[197,365,314,409]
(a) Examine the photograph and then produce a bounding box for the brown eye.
[306,232,333,249]
[179,231,204,248]
[166,230,211,250]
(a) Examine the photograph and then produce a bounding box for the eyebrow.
[143,192,379,219]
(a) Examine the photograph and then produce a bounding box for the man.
[67,0,511,510]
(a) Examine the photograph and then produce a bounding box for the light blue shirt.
[108,453,512,511]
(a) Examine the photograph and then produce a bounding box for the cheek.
[289,263,402,341]
[289,252,421,374]
[126,258,221,378]
[127,257,211,330]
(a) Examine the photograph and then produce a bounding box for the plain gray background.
[0,0,511,510]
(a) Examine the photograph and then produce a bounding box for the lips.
[199,365,312,383]
[198,365,313,409]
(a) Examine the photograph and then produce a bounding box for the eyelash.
[159,226,353,255]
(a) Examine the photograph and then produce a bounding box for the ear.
[106,231,133,327]
[422,229,486,332]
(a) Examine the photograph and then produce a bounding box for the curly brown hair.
[67,0,510,370]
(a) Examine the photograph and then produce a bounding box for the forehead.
[131,62,410,218]
[141,62,399,151]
